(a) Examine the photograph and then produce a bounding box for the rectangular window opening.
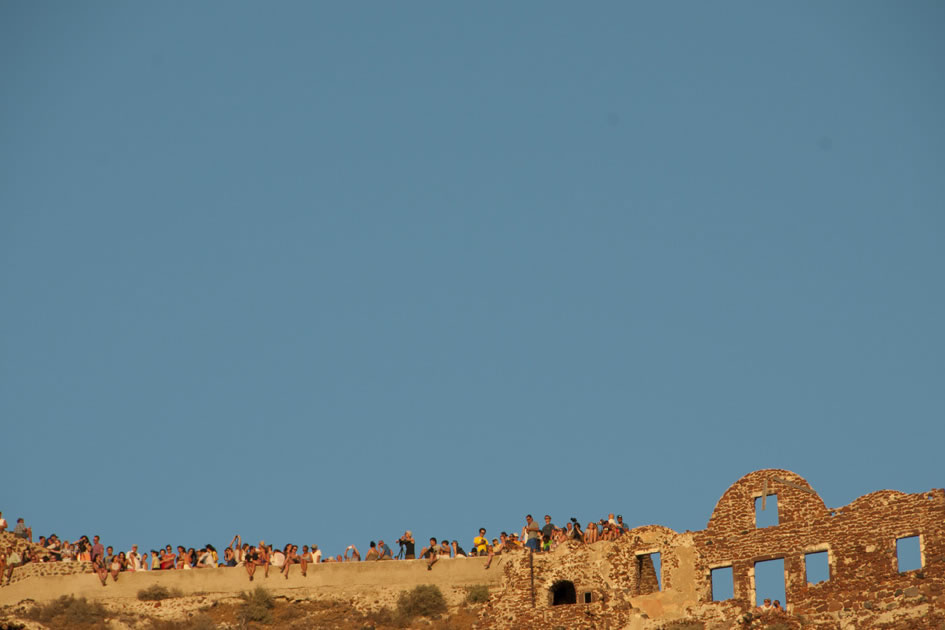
[754,494,779,528]
[896,536,922,572]
[711,566,734,602]
[634,552,662,594]
[754,558,786,607]
[583,592,592,604]
[805,551,829,584]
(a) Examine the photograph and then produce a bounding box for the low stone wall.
[5,560,92,585]
[0,555,505,608]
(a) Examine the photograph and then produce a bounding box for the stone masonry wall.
[484,469,944,630]
[693,469,945,628]
[0,533,92,585]
[5,560,92,585]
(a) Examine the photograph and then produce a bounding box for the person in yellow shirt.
[473,528,488,556]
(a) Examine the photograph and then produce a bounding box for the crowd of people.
[757,598,785,614]
[1,510,632,586]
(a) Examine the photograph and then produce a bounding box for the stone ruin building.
[487,468,944,629]
[1,468,942,629]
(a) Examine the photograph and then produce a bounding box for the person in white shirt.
[197,548,215,568]
[269,546,286,569]
[127,545,143,571]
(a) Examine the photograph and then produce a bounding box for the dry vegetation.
[11,585,485,630]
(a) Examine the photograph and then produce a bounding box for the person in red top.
[160,545,176,570]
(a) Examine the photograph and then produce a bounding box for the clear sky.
[2,1,943,563]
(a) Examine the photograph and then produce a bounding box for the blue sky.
[2,1,943,565]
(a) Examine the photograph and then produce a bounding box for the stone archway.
[550,580,577,606]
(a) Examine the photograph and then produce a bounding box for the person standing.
[523,515,541,552]
[91,536,105,566]
[397,531,415,559]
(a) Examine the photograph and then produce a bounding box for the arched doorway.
[550,580,577,605]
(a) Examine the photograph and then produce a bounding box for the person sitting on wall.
[758,598,774,614]
[483,535,504,570]
[243,543,260,581]
[93,547,110,586]
[568,519,584,542]
[4,546,22,585]
[364,541,380,561]
[173,546,187,569]
[12,518,32,542]
[451,540,467,558]
[269,545,287,571]
[161,545,177,570]
[419,537,439,570]
[419,538,436,560]
[310,544,322,564]
[0,512,7,532]
[127,545,142,572]
[187,547,200,568]
[60,540,76,562]
[109,551,125,582]
[377,540,393,560]
[438,539,452,559]
[616,514,629,535]
[75,537,92,563]
[46,534,62,561]
[554,526,569,547]
[260,543,272,577]
[282,544,307,578]
[197,547,215,568]
[228,535,243,565]
[772,600,784,613]
[344,544,361,562]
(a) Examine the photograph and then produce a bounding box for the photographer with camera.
[396,530,415,559]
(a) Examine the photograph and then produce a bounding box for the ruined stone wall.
[0,533,90,585]
[483,469,944,630]
[5,560,91,585]
[693,469,945,627]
